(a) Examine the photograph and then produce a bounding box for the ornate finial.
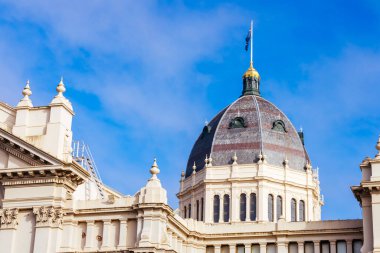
[56,76,66,97]
[149,158,160,179]
[232,152,238,165]
[283,156,289,168]
[205,154,209,167]
[208,156,213,166]
[257,151,263,164]
[17,80,33,107]
[204,120,209,126]
[22,80,32,97]
[304,160,312,171]
[181,170,185,178]
[192,162,197,175]
[375,135,380,159]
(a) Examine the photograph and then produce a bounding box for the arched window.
[196,200,200,221]
[272,120,287,132]
[276,196,283,220]
[188,204,191,219]
[223,194,230,222]
[184,206,187,218]
[250,193,257,221]
[213,195,220,223]
[291,198,297,222]
[201,198,204,221]
[229,117,247,129]
[240,193,247,221]
[268,194,274,222]
[299,200,305,221]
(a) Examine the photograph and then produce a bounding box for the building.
[0,61,379,253]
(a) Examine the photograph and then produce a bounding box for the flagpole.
[250,20,253,65]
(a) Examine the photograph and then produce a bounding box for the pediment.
[0,128,62,168]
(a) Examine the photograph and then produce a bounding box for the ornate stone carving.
[0,208,19,229]
[33,206,65,227]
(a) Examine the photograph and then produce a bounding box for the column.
[215,245,221,253]
[117,219,128,249]
[346,240,352,253]
[361,196,373,253]
[84,220,96,250]
[298,242,304,253]
[245,244,252,253]
[60,220,76,251]
[230,244,236,253]
[0,228,16,253]
[101,220,112,250]
[246,195,251,221]
[219,195,223,223]
[277,242,287,253]
[314,241,320,253]
[330,241,336,253]
[260,243,267,253]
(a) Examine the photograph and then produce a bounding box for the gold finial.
[243,62,260,79]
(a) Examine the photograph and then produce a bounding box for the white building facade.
[0,64,378,253]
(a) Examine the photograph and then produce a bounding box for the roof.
[185,95,309,177]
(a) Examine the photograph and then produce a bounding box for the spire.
[17,80,33,107]
[242,21,260,96]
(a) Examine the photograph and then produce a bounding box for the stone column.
[0,208,19,253]
[231,183,239,222]
[101,220,112,250]
[60,220,77,251]
[219,195,223,223]
[330,241,336,253]
[247,194,251,221]
[245,244,252,253]
[117,219,128,249]
[230,244,236,253]
[361,195,374,253]
[346,240,352,253]
[260,243,267,253]
[277,242,287,253]
[215,245,221,253]
[33,206,64,253]
[84,220,96,250]
[297,242,304,253]
[313,241,320,253]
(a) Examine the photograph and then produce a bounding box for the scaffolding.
[72,141,105,200]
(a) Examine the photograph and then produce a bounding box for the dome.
[185,94,309,178]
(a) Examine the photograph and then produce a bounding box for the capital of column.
[0,208,19,229]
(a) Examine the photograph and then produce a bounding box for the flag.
[245,28,251,51]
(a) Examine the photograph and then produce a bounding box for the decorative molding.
[0,139,47,166]
[0,208,19,229]
[0,166,85,190]
[33,206,65,227]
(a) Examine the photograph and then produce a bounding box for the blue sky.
[0,0,380,220]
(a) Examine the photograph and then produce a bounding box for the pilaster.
[0,208,19,253]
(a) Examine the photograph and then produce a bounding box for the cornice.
[0,165,87,190]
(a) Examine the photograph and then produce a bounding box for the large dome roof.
[185,94,309,178]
